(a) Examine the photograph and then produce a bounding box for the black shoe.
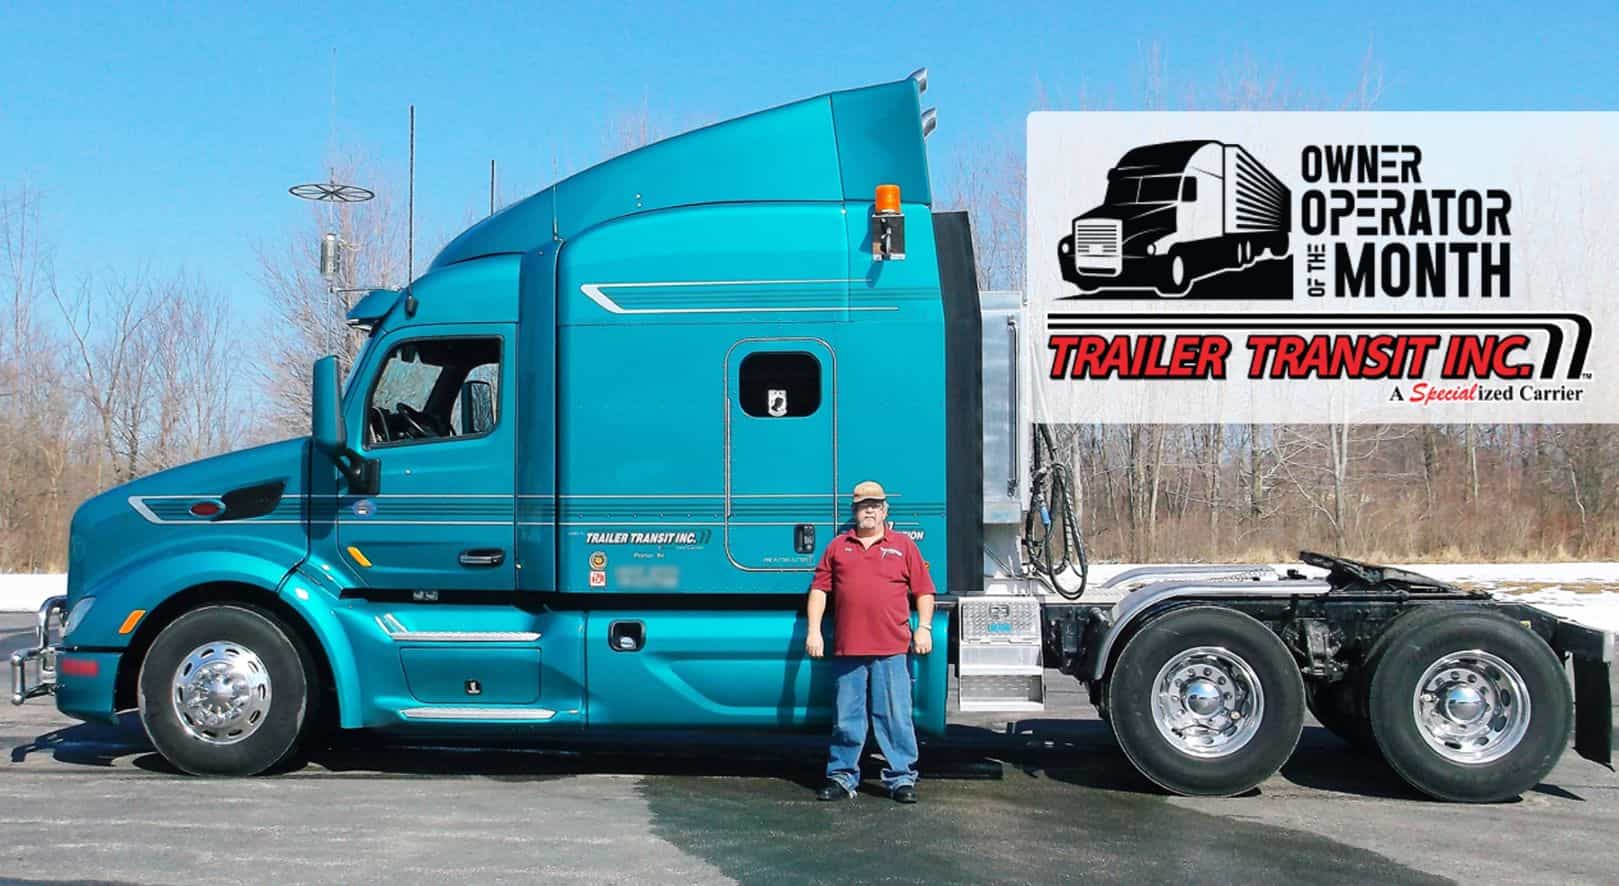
[892,784,918,804]
[816,779,855,801]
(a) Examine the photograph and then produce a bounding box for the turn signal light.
[118,610,146,635]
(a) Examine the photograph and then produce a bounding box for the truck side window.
[1181,176,1197,201]
[739,351,820,417]
[365,337,502,447]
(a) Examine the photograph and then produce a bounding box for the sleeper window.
[739,352,821,418]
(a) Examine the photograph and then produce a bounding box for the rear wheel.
[1107,607,1305,796]
[137,604,316,776]
[1312,605,1458,756]
[1367,609,1571,802]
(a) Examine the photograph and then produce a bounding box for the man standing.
[806,480,936,803]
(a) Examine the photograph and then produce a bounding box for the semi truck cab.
[16,71,957,770]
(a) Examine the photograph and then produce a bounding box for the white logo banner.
[1026,112,1618,423]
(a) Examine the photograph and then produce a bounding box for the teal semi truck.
[11,72,1613,802]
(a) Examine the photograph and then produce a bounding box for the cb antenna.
[288,178,375,290]
[408,104,415,282]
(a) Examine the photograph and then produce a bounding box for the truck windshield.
[1138,175,1183,203]
[1105,178,1139,204]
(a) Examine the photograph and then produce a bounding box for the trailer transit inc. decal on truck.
[1027,112,1616,424]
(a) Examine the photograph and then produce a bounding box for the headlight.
[64,597,95,637]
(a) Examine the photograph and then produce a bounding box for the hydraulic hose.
[1024,424,1088,599]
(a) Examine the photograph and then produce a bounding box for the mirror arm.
[333,447,380,496]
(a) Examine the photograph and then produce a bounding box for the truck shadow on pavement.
[16,711,1571,803]
[10,715,152,768]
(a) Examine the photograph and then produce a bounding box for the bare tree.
[0,185,77,570]
[0,184,252,571]
[937,139,1025,293]
[604,92,668,157]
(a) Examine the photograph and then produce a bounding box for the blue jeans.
[825,653,918,792]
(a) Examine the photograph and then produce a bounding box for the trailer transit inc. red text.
[1046,332,1544,380]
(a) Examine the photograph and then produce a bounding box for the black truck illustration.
[1058,140,1290,296]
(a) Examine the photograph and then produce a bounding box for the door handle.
[459,549,506,567]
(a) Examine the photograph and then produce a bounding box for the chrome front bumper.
[9,595,65,704]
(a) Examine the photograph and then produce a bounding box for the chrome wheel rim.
[1411,649,1530,764]
[1170,256,1186,286]
[1150,646,1265,758]
[170,641,273,745]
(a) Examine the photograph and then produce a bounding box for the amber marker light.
[347,545,373,568]
[118,609,146,635]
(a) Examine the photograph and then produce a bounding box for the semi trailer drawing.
[11,74,1612,802]
[1059,140,1291,296]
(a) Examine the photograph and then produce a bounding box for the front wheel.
[1158,251,1192,296]
[1367,610,1571,802]
[1107,606,1305,796]
[137,604,316,776]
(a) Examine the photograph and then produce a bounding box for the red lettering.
[1246,333,1442,379]
[1046,334,1229,380]
[1441,334,1533,379]
[1048,336,1079,379]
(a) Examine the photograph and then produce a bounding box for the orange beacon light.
[871,184,905,260]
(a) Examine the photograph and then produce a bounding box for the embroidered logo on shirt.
[880,546,903,559]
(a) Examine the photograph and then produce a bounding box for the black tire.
[137,604,316,776]
[1367,609,1571,802]
[1107,606,1306,796]
[1159,250,1191,296]
[1307,605,1465,758]
[1307,680,1374,750]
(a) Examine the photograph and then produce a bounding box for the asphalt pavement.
[3,613,1617,885]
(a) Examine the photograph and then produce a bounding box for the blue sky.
[4,1,1616,313]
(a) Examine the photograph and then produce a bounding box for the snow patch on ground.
[1488,587,1619,634]
[0,574,66,614]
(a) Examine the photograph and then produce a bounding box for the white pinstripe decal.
[580,279,898,315]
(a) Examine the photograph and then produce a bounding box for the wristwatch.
[914,624,932,631]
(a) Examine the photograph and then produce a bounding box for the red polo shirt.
[811,526,936,656]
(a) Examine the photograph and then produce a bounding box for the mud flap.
[1556,621,1614,769]
[1573,655,1613,768]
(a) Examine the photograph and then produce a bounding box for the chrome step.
[956,595,1045,712]
[400,706,557,721]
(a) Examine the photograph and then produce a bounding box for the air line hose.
[1023,424,1088,599]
